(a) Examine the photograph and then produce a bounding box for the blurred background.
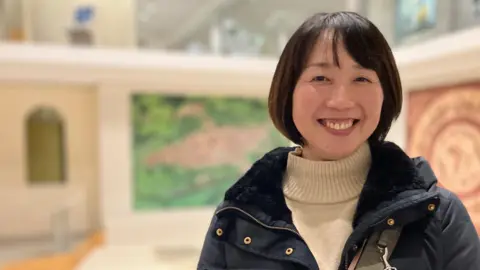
[2,0,480,54]
[0,0,479,269]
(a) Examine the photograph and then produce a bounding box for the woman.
[197,12,480,270]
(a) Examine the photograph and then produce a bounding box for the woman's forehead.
[307,39,350,66]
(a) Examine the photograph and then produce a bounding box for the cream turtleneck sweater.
[283,143,371,270]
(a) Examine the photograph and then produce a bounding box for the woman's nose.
[326,86,354,110]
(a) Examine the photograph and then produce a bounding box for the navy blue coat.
[197,142,480,269]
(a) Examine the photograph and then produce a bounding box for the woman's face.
[292,38,384,161]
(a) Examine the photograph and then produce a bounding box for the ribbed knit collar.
[283,143,371,204]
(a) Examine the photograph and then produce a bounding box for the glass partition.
[1,0,479,56]
[137,0,350,57]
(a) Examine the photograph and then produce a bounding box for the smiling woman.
[198,11,480,270]
[269,13,402,161]
[290,38,385,160]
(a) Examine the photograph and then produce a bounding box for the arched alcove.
[26,107,66,184]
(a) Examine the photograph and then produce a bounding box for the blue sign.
[74,6,95,25]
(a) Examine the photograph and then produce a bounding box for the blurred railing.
[0,187,92,267]
[0,187,89,238]
[50,191,85,253]
[1,232,104,270]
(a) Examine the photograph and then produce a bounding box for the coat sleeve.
[197,214,227,270]
[441,191,480,269]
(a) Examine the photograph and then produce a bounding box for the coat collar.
[224,141,437,224]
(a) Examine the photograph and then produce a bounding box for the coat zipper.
[216,206,305,241]
[216,206,319,270]
[346,238,367,270]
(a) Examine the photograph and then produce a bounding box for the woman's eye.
[354,77,371,83]
[312,76,328,82]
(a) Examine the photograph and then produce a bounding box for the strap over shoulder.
[348,228,402,270]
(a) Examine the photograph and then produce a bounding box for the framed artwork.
[408,83,480,234]
[395,0,437,42]
[131,93,289,210]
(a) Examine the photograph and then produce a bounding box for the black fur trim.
[224,142,433,224]
[352,142,428,225]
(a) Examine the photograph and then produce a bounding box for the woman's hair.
[268,12,402,145]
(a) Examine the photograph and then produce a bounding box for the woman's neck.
[283,143,372,204]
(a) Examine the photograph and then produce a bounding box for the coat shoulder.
[433,186,475,228]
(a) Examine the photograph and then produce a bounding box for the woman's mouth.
[317,119,360,134]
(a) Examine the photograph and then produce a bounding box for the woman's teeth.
[321,119,354,130]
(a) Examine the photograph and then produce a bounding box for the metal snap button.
[428,203,436,211]
[244,237,252,245]
[216,228,223,236]
[387,218,395,226]
[285,248,294,255]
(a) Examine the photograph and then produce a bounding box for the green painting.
[132,94,290,210]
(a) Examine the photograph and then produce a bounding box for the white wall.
[21,0,136,47]
[0,83,99,239]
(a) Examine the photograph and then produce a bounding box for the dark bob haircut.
[268,12,402,145]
